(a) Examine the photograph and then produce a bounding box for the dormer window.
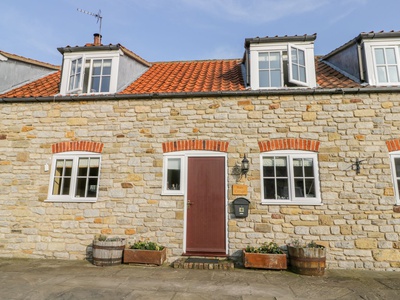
[60,53,118,95]
[244,34,317,90]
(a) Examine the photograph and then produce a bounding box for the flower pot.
[92,239,126,266]
[288,246,326,276]
[123,247,167,265]
[243,249,287,270]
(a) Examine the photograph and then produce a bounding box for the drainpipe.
[357,44,365,82]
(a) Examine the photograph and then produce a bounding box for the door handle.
[187,200,193,207]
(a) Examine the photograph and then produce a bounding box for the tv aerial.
[77,8,103,36]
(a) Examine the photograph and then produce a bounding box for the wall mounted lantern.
[241,154,249,177]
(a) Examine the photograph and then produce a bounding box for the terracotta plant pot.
[123,247,167,265]
[243,249,287,270]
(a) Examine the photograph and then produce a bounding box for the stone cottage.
[1,31,400,270]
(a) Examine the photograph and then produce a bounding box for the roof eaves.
[245,34,317,48]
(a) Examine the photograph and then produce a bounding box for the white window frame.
[288,44,308,87]
[249,42,316,89]
[162,155,185,195]
[372,46,400,85]
[60,51,119,95]
[46,151,101,203]
[260,150,321,205]
[389,151,400,205]
[258,51,283,88]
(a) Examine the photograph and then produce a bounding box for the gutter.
[2,87,400,103]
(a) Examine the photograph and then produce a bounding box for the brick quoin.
[52,141,104,154]
[162,140,229,153]
[258,138,320,152]
[386,139,400,152]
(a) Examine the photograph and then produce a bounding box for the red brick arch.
[386,139,400,152]
[52,141,104,154]
[162,140,229,153]
[258,138,320,152]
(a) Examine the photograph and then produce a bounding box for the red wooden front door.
[186,157,226,255]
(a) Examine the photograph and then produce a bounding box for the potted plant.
[123,240,167,265]
[92,235,126,266]
[243,241,287,270]
[287,240,326,276]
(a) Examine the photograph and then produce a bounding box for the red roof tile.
[120,59,246,94]
[0,71,60,98]
[316,58,360,89]
[1,57,363,99]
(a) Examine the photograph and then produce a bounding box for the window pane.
[264,179,276,199]
[294,179,305,197]
[92,60,102,75]
[87,178,98,197]
[78,158,88,176]
[75,178,87,197]
[292,65,299,81]
[91,77,100,92]
[298,49,305,65]
[64,160,73,176]
[375,48,385,64]
[293,158,303,177]
[291,47,298,64]
[270,70,281,87]
[52,177,62,195]
[305,179,315,197]
[263,157,275,177]
[277,179,289,199]
[386,48,397,64]
[304,158,314,176]
[377,66,388,83]
[259,53,269,69]
[100,76,111,92]
[395,158,400,177]
[103,59,112,75]
[388,66,399,82]
[62,178,71,195]
[89,158,100,176]
[259,70,269,87]
[167,158,181,190]
[299,66,306,82]
[269,52,281,69]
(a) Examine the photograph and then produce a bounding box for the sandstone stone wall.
[0,92,399,270]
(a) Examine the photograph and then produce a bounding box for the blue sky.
[1,0,400,65]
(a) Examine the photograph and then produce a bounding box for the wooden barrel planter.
[288,246,326,276]
[92,238,126,266]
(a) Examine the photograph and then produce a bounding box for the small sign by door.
[232,184,248,195]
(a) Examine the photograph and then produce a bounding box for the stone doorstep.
[172,258,235,270]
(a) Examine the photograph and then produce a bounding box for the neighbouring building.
[1,31,400,270]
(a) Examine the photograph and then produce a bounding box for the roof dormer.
[58,34,151,96]
[322,31,400,87]
[243,34,317,90]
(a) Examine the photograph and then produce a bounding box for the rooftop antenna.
[77,8,103,36]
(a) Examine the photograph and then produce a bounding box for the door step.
[173,257,234,270]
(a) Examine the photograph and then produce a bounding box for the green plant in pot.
[123,240,167,265]
[243,241,287,270]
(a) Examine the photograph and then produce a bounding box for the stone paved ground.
[0,258,399,299]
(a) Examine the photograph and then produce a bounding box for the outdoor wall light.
[241,154,249,177]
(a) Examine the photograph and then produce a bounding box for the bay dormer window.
[244,34,317,89]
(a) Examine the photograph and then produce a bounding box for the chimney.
[93,33,102,46]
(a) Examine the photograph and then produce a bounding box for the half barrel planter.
[123,247,167,266]
[243,250,287,270]
[288,246,326,276]
[92,239,126,266]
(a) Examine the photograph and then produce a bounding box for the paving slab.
[0,258,399,300]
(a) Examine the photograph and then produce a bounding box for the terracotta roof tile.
[1,57,364,99]
[316,58,360,89]
[120,59,246,94]
[0,71,60,98]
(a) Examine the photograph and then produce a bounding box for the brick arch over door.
[162,140,229,153]
[386,139,400,152]
[52,141,104,154]
[258,138,320,152]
